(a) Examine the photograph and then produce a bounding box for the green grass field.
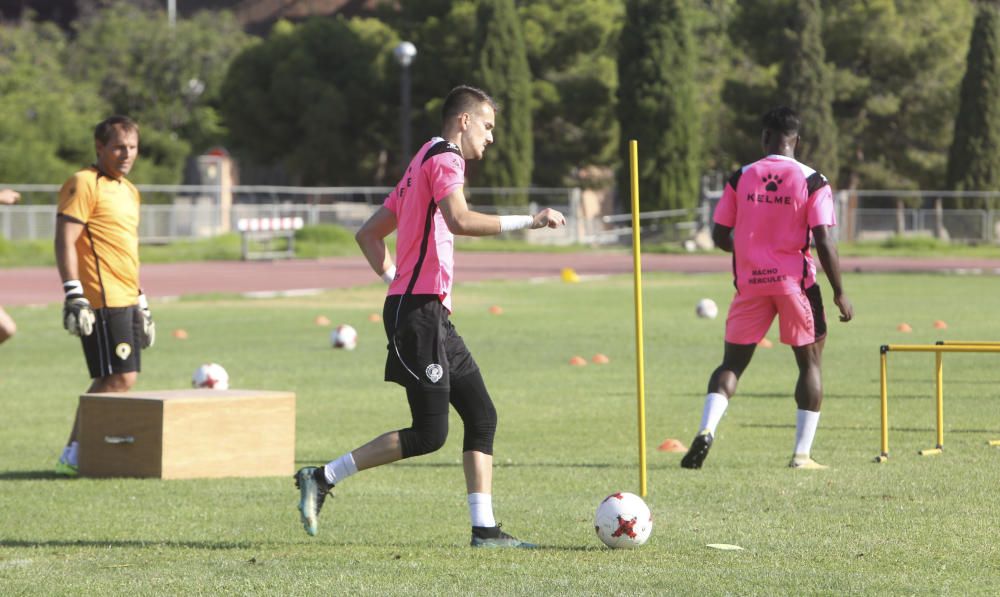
[1,272,999,595]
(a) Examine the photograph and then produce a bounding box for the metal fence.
[700,189,1000,245]
[835,190,1000,243]
[0,184,584,245]
[4,185,1000,246]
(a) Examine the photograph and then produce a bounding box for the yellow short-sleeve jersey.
[57,167,141,309]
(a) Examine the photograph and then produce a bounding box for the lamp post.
[393,41,417,171]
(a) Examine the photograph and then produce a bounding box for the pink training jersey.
[713,154,836,296]
[383,137,466,311]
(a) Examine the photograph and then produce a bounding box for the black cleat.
[294,466,333,536]
[470,524,538,548]
[681,431,714,469]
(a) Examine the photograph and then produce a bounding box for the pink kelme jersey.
[383,137,465,311]
[713,154,835,296]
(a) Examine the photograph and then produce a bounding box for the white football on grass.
[696,298,719,319]
[192,363,229,390]
[594,491,653,549]
[331,324,358,350]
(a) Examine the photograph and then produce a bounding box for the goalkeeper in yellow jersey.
[53,116,155,476]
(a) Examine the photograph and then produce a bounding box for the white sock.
[699,393,729,435]
[468,492,496,528]
[66,441,79,466]
[794,409,821,456]
[323,452,358,485]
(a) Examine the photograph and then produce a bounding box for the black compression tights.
[398,369,498,458]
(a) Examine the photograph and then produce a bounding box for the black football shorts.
[383,294,479,390]
[80,306,142,379]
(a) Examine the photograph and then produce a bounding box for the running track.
[3,252,1000,306]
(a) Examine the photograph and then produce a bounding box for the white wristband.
[63,279,83,297]
[381,265,397,284]
[500,215,534,233]
[138,292,149,310]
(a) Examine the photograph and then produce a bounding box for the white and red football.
[594,491,653,548]
[192,363,229,390]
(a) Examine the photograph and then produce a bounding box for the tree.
[0,20,104,193]
[67,1,253,185]
[947,1,1000,207]
[689,0,740,177]
[617,0,701,211]
[778,0,839,182]
[719,0,792,168]
[723,0,972,191]
[374,0,477,149]
[472,0,534,201]
[519,0,624,188]
[220,17,399,185]
[823,0,972,191]
[383,0,623,190]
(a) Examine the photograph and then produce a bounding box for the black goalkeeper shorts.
[81,306,142,379]
[383,294,479,391]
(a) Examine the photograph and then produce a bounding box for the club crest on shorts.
[425,363,443,383]
[115,342,132,360]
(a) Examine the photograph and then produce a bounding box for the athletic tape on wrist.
[499,215,534,233]
[382,265,397,284]
[63,280,83,298]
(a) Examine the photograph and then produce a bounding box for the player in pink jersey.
[295,86,565,547]
[681,106,853,471]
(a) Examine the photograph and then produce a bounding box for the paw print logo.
[763,173,783,192]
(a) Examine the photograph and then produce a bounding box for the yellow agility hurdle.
[877,341,1000,462]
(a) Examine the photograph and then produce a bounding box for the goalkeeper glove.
[137,291,155,349]
[62,280,95,337]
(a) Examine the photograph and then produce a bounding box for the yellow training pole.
[935,350,944,449]
[629,140,648,497]
[884,344,1000,353]
[877,349,889,462]
[919,350,944,456]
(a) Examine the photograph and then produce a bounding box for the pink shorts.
[724,285,827,347]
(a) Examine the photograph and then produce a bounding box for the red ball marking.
[612,515,638,539]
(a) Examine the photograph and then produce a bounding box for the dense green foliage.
[0,21,103,184]
[376,0,622,189]
[689,0,740,176]
[1,274,999,594]
[0,1,988,197]
[220,17,398,185]
[472,0,534,200]
[778,0,839,181]
[725,0,971,191]
[617,0,701,211]
[371,0,477,150]
[520,0,623,187]
[0,1,250,193]
[947,2,1000,206]
[68,1,252,185]
[824,0,972,191]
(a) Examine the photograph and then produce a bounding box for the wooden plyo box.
[78,389,295,479]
